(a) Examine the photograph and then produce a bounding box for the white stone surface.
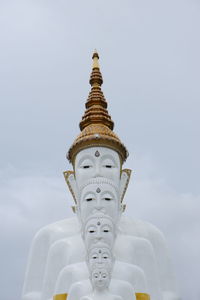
[22,216,178,300]
[54,261,148,295]
[67,279,136,300]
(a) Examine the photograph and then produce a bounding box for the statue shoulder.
[33,216,79,243]
[68,279,91,300]
[120,215,166,242]
[142,221,166,240]
[114,296,123,300]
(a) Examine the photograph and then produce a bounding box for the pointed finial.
[92,49,100,69]
[90,50,103,86]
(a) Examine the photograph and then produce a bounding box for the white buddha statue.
[53,214,148,298]
[54,257,148,298]
[67,277,136,300]
[22,51,180,300]
[39,176,162,299]
[67,244,136,300]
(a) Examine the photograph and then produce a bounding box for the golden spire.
[67,51,128,164]
[79,50,114,131]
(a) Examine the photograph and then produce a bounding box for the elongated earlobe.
[63,171,78,203]
[122,204,126,212]
[71,206,76,213]
[120,169,132,202]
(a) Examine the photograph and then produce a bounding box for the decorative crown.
[67,51,128,164]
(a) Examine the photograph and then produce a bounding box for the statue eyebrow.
[101,191,115,199]
[101,156,116,163]
[78,156,94,165]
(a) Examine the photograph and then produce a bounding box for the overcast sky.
[0,0,199,299]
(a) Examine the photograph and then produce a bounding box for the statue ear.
[120,169,132,202]
[63,171,78,204]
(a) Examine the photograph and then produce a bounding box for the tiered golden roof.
[67,51,128,164]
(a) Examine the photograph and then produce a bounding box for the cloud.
[125,155,200,300]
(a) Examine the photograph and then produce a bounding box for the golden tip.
[92,50,99,68]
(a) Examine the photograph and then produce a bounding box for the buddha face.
[74,147,121,189]
[88,245,113,271]
[83,215,115,249]
[79,182,120,223]
[91,268,110,290]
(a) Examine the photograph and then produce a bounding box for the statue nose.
[96,231,102,240]
[96,197,102,208]
[95,203,104,211]
[95,207,103,211]
[98,256,102,263]
[93,198,105,213]
[94,165,101,177]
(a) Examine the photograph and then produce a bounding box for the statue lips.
[93,208,106,214]
[96,263,104,269]
[97,280,104,288]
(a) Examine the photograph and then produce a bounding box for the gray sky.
[0,0,199,299]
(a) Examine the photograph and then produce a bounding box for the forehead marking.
[97,221,101,226]
[96,187,101,193]
[95,150,100,157]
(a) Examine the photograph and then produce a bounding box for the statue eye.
[80,159,93,169]
[86,198,93,202]
[92,255,97,259]
[104,198,111,201]
[102,158,115,169]
[103,229,109,232]
[88,226,96,233]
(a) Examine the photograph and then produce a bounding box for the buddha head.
[82,212,116,249]
[74,147,121,190]
[87,242,114,272]
[91,268,110,290]
[77,178,122,224]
